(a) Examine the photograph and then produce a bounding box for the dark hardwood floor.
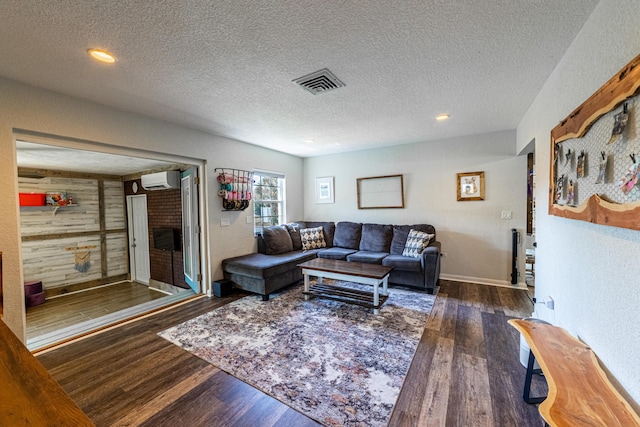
[37,280,547,426]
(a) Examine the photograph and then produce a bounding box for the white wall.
[517,0,640,403]
[304,130,528,286]
[0,77,304,340]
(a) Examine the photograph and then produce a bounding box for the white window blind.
[253,170,285,234]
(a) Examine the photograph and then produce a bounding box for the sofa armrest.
[421,241,441,291]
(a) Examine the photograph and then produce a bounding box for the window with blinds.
[252,171,285,234]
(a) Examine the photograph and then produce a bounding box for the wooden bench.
[509,319,640,426]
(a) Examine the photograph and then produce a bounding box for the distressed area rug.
[158,281,435,427]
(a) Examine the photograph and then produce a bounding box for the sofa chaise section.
[222,224,323,300]
[222,251,317,301]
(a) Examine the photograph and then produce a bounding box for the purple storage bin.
[24,280,43,296]
[26,291,46,307]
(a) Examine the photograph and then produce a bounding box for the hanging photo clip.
[577,150,586,178]
[609,102,630,144]
[618,153,639,195]
[567,179,575,206]
[554,143,562,166]
[596,151,607,184]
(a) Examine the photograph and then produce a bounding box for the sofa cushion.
[382,254,423,272]
[304,221,335,247]
[390,224,436,255]
[300,226,327,250]
[332,221,362,249]
[262,225,293,255]
[402,229,434,258]
[317,247,358,260]
[290,221,307,229]
[359,223,392,252]
[346,251,389,264]
[285,223,304,251]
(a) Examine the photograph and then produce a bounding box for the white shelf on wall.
[20,204,78,215]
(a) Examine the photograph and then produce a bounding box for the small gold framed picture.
[457,171,485,201]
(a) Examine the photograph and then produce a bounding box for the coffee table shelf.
[303,283,389,309]
[299,258,392,314]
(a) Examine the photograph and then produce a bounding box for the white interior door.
[127,195,150,284]
[181,168,200,292]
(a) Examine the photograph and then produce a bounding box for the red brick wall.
[125,179,188,289]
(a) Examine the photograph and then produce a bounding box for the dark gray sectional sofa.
[221,221,441,301]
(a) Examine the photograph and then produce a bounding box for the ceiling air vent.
[293,68,345,95]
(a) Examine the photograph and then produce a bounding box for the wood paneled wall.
[18,173,128,294]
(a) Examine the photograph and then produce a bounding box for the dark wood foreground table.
[0,320,94,426]
[298,258,392,314]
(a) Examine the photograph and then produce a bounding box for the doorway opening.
[525,145,536,288]
[15,136,207,350]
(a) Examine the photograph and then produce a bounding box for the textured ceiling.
[2,1,599,159]
[15,141,178,176]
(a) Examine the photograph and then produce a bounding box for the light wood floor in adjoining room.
[37,281,547,427]
[26,282,170,340]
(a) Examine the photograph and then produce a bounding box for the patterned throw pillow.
[300,226,327,251]
[402,229,434,258]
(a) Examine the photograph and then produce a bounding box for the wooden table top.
[509,319,640,427]
[298,258,392,279]
[0,320,94,426]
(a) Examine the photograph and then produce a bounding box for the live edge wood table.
[298,258,392,314]
[509,318,640,427]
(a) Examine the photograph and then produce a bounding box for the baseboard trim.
[440,274,528,290]
[44,274,129,298]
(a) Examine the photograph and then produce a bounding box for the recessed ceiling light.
[436,114,450,121]
[88,48,116,64]
[305,139,315,143]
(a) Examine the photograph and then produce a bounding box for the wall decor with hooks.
[215,168,253,211]
[550,53,640,231]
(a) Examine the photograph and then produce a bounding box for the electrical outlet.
[246,216,252,224]
[220,218,230,227]
[501,210,512,219]
[441,252,447,257]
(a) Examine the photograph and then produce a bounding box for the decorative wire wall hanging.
[215,168,253,211]
[549,53,640,231]
[553,100,639,206]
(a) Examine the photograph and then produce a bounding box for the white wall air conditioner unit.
[141,171,181,190]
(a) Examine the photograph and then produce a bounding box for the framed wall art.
[457,171,485,201]
[357,174,404,209]
[549,53,640,231]
[315,176,334,204]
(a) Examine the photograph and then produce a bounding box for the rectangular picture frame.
[315,176,334,204]
[357,174,404,209]
[457,171,485,201]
